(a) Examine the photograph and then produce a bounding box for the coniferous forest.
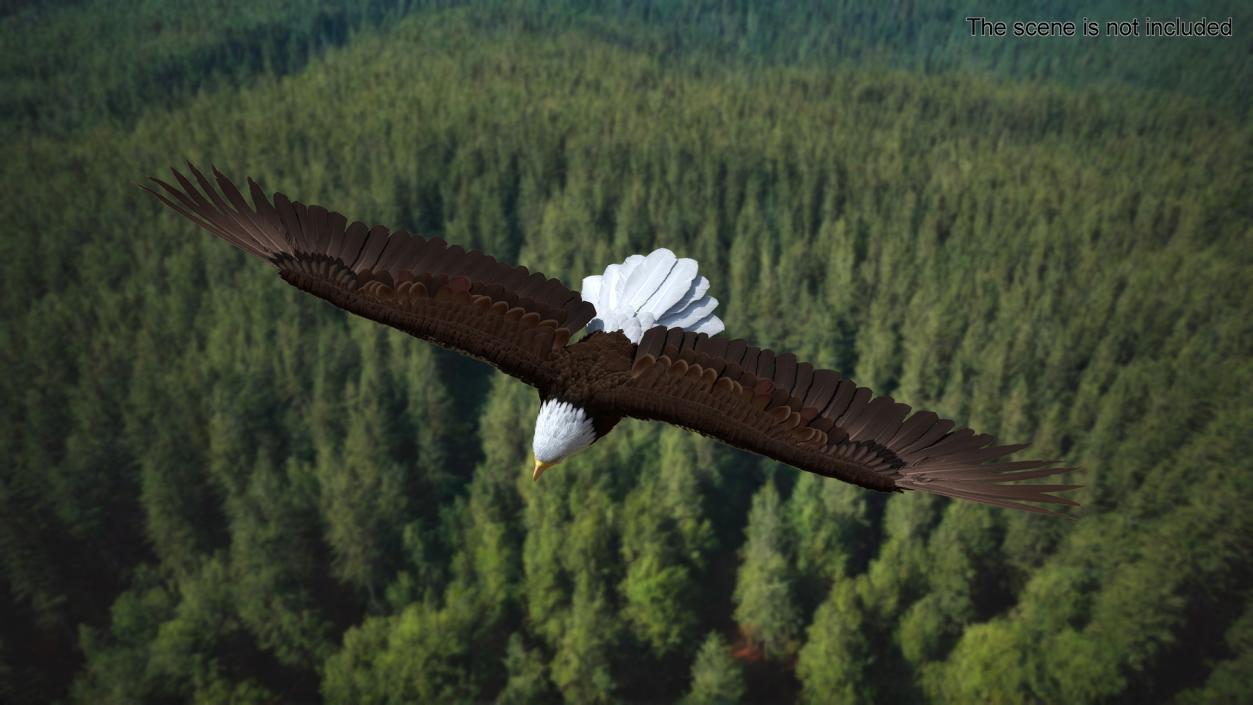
[2,1,1250,703]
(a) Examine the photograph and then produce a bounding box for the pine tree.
[318,352,409,599]
[496,633,556,705]
[732,480,801,659]
[796,578,874,705]
[682,632,745,705]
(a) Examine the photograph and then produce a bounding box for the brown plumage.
[144,163,1081,515]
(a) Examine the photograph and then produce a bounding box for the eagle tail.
[582,248,724,342]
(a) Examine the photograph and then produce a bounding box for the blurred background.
[2,1,1249,703]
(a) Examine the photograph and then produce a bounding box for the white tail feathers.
[582,248,724,343]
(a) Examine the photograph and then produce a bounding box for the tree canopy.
[2,1,1249,703]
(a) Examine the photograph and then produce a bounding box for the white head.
[531,399,597,479]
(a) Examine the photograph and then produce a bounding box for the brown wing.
[600,327,1080,515]
[144,164,596,387]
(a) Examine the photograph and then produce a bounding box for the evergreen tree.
[796,579,874,705]
[549,585,620,704]
[317,339,409,599]
[682,632,745,705]
[733,480,801,660]
[496,633,556,705]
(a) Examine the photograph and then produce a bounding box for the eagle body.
[534,249,726,470]
[531,330,633,468]
[146,164,1080,514]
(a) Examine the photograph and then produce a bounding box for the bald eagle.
[144,164,1080,515]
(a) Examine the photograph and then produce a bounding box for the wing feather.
[144,165,595,388]
[603,327,1080,514]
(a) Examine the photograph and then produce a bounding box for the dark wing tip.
[897,456,1084,516]
[146,163,287,261]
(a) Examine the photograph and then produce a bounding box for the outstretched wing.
[600,327,1080,514]
[144,164,595,388]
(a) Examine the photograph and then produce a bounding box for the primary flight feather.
[145,164,1080,515]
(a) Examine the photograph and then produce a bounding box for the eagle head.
[531,399,598,479]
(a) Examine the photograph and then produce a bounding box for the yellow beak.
[532,457,555,481]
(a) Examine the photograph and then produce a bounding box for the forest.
[2,1,1250,703]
